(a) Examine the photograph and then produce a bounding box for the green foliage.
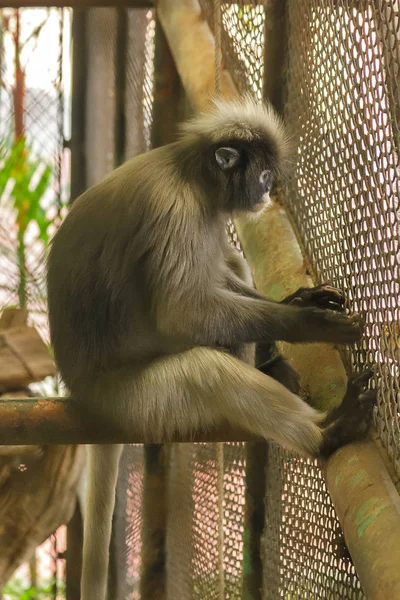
[2,575,65,599]
[0,136,54,242]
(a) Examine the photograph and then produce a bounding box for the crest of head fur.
[181,94,291,167]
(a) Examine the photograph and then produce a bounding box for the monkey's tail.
[81,444,123,600]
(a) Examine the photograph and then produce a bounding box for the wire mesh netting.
[0,7,70,344]
[0,8,70,597]
[284,0,400,478]
[199,0,266,99]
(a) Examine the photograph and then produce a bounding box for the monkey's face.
[214,142,278,214]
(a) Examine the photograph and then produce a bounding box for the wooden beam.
[0,397,260,445]
[0,1,153,6]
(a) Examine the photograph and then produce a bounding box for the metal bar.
[0,397,259,445]
[113,6,128,169]
[70,8,87,201]
[263,0,287,114]
[242,442,268,600]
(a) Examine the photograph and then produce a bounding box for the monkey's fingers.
[346,368,374,396]
[322,368,374,427]
[309,284,346,311]
[289,284,345,312]
[326,311,364,343]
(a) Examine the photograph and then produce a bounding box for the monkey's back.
[47,149,183,390]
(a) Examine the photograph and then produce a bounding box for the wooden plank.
[0,307,28,329]
[0,326,56,386]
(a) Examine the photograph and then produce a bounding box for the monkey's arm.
[223,243,346,312]
[226,268,346,312]
[157,287,362,348]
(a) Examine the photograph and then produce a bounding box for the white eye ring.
[215,147,240,171]
[259,169,273,190]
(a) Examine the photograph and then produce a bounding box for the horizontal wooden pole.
[0,1,153,7]
[0,396,260,445]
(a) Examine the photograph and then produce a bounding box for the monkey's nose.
[259,169,273,191]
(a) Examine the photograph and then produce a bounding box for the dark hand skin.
[256,284,376,458]
[256,283,348,394]
[281,283,346,312]
[319,369,376,458]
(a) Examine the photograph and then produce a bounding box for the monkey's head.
[180,94,290,214]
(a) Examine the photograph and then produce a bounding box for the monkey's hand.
[283,283,345,313]
[319,369,376,458]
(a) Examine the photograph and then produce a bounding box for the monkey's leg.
[84,349,374,456]
[86,348,326,455]
[81,444,123,600]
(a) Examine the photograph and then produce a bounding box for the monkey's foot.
[319,368,376,458]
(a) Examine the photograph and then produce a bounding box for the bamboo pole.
[325,441,400,600]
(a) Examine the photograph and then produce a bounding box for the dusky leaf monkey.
[47,96,374,600]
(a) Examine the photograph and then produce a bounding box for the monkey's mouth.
[250,192,271,212]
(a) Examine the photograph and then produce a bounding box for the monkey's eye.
[259,169,273,192]
[215,147,241,171]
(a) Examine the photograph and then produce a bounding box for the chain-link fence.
[285,0,400,478]
[0,7,70,344]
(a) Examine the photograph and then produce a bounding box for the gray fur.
[46,96,362,600]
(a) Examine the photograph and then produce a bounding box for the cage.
[0,1,400,599]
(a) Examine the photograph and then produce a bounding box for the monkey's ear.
[215,147,241,171]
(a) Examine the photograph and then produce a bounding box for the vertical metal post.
[114,7,128,168]
[70,9,87,201]
[66,10,87,597]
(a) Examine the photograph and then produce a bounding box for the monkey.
[46,95,375,600]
